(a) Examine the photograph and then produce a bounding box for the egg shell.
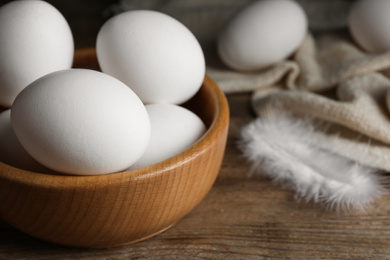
[0,109,52,173]
[96,10,205,105]
[0,0,74,108]
[217,0,307,71]
[128,103,206,170]
[348,0,390,53]
[11,69,150,176]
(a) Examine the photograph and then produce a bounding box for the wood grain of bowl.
[0,48,229,248]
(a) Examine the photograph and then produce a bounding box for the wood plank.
[1,93,390,259]
[0,0,389,257]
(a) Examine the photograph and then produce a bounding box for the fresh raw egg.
[128,103,206,170]
[349,0,390,53]
[96,10,205,104]
[11,69,150,176]
[0,109,52,173]
[217,0,307,71]
[0,0,74,107]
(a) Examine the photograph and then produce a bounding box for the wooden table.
[1,0,390,258]
[1,92,390,259]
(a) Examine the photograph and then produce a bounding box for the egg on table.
[217,0,307,71]
[11,69,150,176]
[96,10,205,104]
[128,103,206,170]
[0,109,52,173]
[349,0,390,53]
[0,0,74,107]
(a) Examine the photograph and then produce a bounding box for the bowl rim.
[0,74,229,188]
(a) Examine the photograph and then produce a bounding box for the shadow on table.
[0,220,107,259]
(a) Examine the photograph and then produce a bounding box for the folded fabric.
[208,32,390,172]
[208,32,390,209]
[208,33,390,92]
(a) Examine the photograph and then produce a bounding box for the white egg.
[217,0,307,71]
[349,0,390,53]
[0,109,52,173]
[96,10,205,105]
[128,104,206,170]
[11,69,150,176]
[0,0,74,108]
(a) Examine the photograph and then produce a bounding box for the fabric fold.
[208,32,390,172]
[208,31,390,208]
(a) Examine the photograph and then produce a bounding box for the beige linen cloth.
[208,32,390,172]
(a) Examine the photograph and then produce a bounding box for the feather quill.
[239,115,386,210]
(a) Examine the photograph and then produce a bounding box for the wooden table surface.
[1,0,390,259]
[1,92,390,259]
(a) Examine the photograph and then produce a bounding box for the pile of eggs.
[0,0,386,176]
[0,0,206,176]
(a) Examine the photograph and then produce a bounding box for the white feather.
[239,115,386,210]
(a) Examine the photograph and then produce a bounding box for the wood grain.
[0,49,229,248]
[0,18,389,258]
[1,93,390,258]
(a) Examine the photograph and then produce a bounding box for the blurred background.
[0,0,357,51]
[0,0,116,48]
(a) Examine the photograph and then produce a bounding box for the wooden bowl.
[0,48,229,248]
